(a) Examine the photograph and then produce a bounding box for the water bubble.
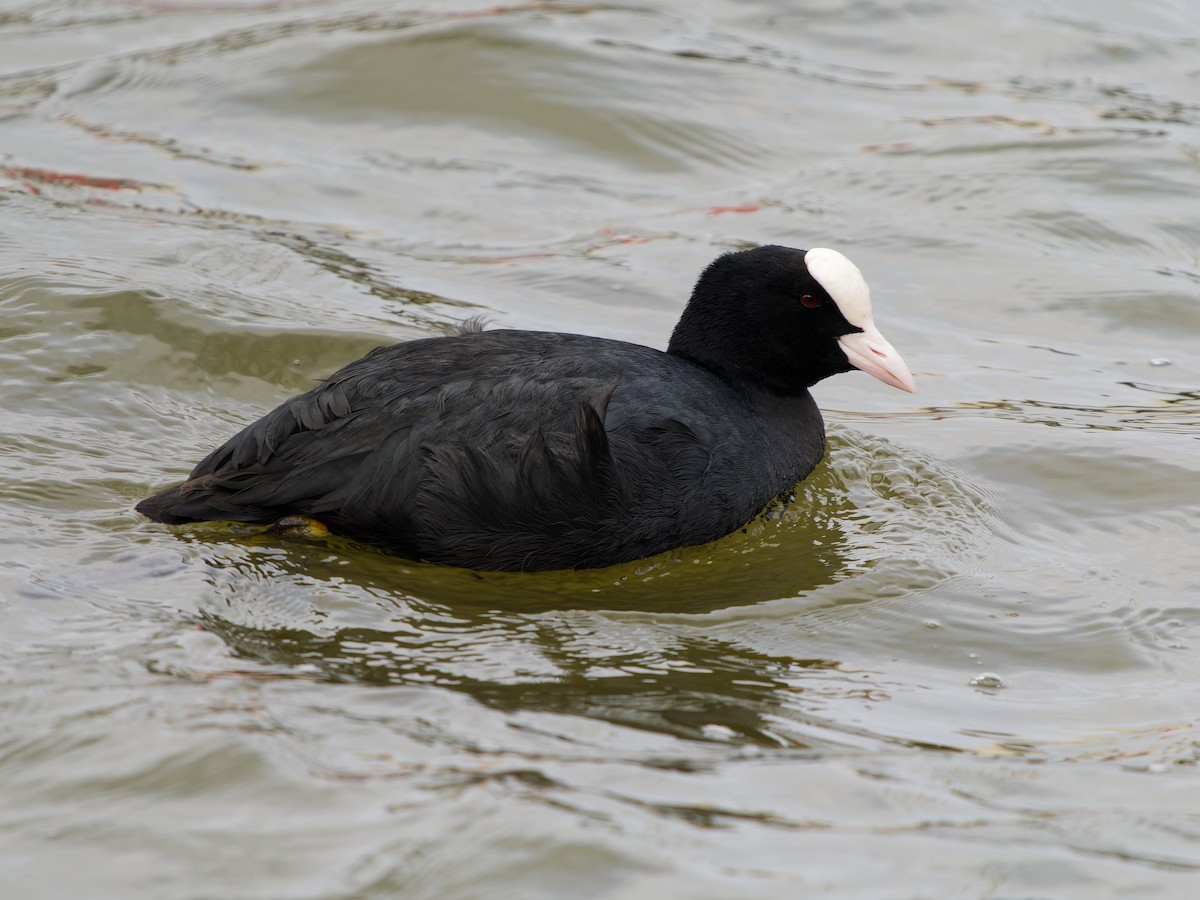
[923,619,940,630]
[1149,358,1172,367]
[969,672,1004,688]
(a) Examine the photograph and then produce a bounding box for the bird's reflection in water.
[182,448,926,748]
[184,455,883,746]
[203,611,846,747]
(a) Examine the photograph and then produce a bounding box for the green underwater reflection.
[175,439,872,617]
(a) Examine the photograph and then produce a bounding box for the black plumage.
[138,245,914,571]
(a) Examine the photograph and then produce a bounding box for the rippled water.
[3,1,1200,897]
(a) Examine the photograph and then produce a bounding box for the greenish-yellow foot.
[267,515,330,538]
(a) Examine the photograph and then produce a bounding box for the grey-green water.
[2,2,1199,897]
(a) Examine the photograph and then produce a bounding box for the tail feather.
[135,482,274,526]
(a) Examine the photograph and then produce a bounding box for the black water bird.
[137,245,916,571]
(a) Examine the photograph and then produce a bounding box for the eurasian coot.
[137,245,915,571]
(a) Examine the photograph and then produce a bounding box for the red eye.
[801,294,821,308]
